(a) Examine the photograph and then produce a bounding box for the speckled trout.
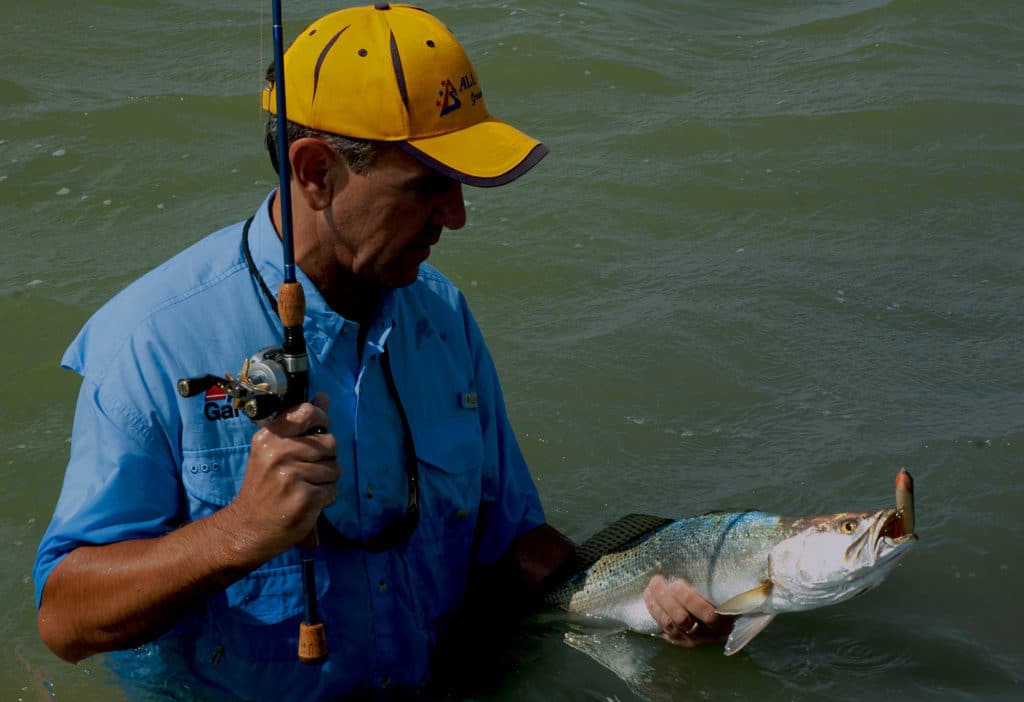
[546,500,916,655]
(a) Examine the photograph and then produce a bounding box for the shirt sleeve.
[462,302,547,567]
[33,376,182,608]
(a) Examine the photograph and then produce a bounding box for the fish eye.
[840,519,859,534]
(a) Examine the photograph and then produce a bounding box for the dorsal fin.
[545,513,674,589]
[575,514,674,564]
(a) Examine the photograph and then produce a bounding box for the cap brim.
[399,118,549,188]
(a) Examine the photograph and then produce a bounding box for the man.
[34,4,726,699]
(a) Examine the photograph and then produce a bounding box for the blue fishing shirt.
[33,192,546,700]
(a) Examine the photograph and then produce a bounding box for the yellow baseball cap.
[262,3,548,187]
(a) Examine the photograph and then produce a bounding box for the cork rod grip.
[277,281,306,328]
[298,622,328,665]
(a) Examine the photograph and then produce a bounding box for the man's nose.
[432,181,467,230]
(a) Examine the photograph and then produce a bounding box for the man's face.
[323,144,467,288]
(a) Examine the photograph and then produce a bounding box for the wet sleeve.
[33,377,181,608]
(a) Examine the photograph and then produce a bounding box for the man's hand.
[37,392,340,662]
[221,392,340,566]
[643,574,733,647]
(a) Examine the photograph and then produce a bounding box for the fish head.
[767,508,916,611]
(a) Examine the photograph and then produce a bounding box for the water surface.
[2,1,1022,700]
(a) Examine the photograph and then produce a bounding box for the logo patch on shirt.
[202,385,243,422]
[204,385,227,402]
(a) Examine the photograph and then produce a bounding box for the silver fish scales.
[546,505,916,655]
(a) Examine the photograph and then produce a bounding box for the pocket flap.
[411,413,484,475]
[223,559,331,626]
[181,445,249,507]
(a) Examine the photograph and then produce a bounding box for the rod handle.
[297,531,326,664]
[277,281,306,328]
[298,622,328,665]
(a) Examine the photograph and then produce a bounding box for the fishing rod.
[177,0,328,665]
[270,0,329,666]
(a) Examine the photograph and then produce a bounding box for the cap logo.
[437,79,462,116]
[437,73,481,117]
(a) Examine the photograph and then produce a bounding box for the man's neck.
[310,264,383,329]
[270,190,383,328]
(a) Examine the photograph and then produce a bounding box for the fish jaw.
[766,509,916,612]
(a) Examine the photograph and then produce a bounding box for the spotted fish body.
[546,508,916,655]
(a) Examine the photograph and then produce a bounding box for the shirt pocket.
[407,412,485,622]
[180,444,331,629]
[194,559,332,667]
[180,444,248,517]
[220,559,330,627]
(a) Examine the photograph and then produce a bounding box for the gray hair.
[264,62,381,175]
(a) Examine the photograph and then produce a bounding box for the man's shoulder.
[384,264,491,365]
[407,263,468,312]
[63,219,251,377]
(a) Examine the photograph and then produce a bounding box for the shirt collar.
[248,191,402,360]
[248,191,346,361]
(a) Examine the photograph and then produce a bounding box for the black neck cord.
[242,216,278,315]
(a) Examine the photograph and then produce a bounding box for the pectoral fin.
[723,613,776,656]
[715,581,773,615]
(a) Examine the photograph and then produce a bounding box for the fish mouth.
[842,508,916,567]
[874,508,917,558]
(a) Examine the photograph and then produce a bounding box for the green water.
[2,1,1022,700]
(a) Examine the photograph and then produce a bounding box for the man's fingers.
[309,392,331,432]
[252,432,337,472]
[311,391,330,413]
[290,457,341,486]
[645,575,688,633]
[311,482,339,510]
[677,587,722,630]
[643,581,676,633]
[267,400,331,437]
[644,574,733,643]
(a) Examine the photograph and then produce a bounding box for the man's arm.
[39,510,257,661]
[38,399,339,662]
[505,522,577,594]
[452,522,574,625]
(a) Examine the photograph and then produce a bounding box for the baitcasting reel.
[177,346,292,426]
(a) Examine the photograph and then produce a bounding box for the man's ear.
[289,137,345,211]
